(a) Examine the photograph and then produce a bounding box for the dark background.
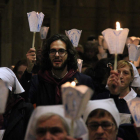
[0,0,139,67]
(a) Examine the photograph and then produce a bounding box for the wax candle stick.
[32,32,36,48]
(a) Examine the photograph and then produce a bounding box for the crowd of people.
[0,33,140,140]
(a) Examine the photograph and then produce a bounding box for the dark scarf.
[38,69,77,104]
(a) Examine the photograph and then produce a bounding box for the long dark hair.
[41,34,78,72]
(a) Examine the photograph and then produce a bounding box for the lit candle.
[116,21,123,31]
[71,81,76,86]
[114,21,123,70]
[102,22,129,71]
[61,82,93,137]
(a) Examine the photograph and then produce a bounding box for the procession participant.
[25,105,88,140]
[0,67,34,140]
[107,61,140,121]
[13,59,27,80]
[83,99,121,140]
[93,60,140,123]
[20,34,94,106]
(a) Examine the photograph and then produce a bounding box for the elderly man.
[21,34,94,105]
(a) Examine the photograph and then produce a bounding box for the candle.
[27,11,45,48]
[71,81,76,86]
[61,82,93,137]
[65,29,82,47]
[102,22,129,70]
[116,21,123,31]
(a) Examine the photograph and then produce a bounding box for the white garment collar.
[123,88,137,102]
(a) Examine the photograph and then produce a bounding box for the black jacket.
[3,99,34,140]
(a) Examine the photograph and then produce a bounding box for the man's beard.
[52,59,68,70]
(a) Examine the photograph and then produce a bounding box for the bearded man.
[21,34,94,106]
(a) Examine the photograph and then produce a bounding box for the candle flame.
[116,21,123,31]
[37,12,39,14]
[71,81,76,86]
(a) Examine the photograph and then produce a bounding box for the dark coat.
[20,70,94,106]
[2,100,34,140]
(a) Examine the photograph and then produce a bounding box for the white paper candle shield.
[40,26,49,39]
[127,97,140,127]
[27,11,44,32]
[126,36,140,46]
[0,130,5,140]
[61,82,93,120]
[0,80,9,114]
[77,59,83,73]
[102,28,129,54]
[65,29,82,47]
[127,44,140,61]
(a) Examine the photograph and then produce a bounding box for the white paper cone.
[127,97,140,127]
[128,44,140,61]
[126,37,140,46]
[102,28,129,54]
[77,59,83,73]
[40,26,49,39]
[65,29,82,47]
[27,11,44,32]
[61,82,93,120]
[0,80,8,114]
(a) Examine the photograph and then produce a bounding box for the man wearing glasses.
[21,34,94,106]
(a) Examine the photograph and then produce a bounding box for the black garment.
[21,70,94,106]
[118,123,139,140]
[2,99,34,140]
[92,90,140,114]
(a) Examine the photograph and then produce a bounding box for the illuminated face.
[36,116,68,140]
[17,65,27,80]
[118,65,133,90]
[49,40,68,70]
[87,115,117,140]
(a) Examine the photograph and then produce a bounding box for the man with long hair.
[21,34,94,106]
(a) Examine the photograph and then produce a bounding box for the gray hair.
[35,113,70,135]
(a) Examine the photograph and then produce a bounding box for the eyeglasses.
[87,121,114,131]
[49,49,67,56]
